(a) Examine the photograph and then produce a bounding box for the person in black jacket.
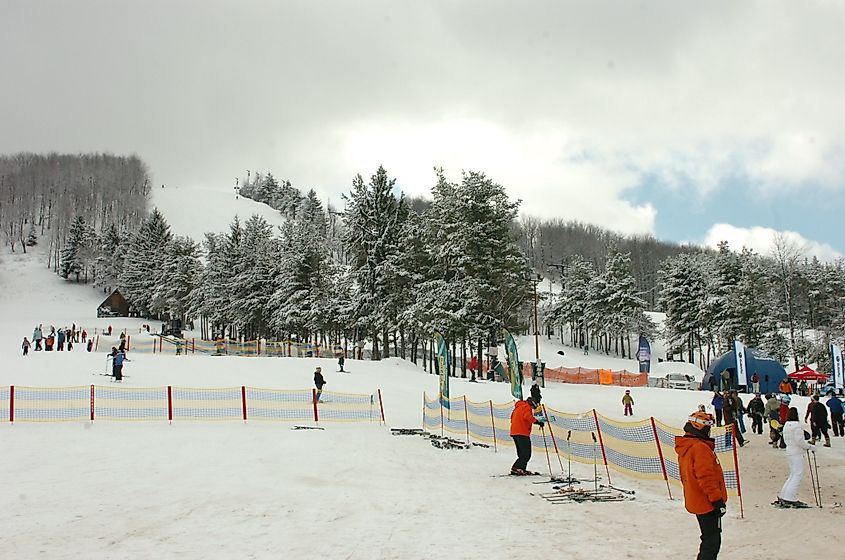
[746,393,765,435]
[809,395,831,447]
[530,380,542,405]
[314,367,326,402]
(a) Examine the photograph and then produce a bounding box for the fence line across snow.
[423,393,743,512]
[2,385,385,425]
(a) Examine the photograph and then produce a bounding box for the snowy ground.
[2,247,844,559]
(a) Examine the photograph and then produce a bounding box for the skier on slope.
[509,397,543,475]
[775,407,815,508]
[747,393,765,435]
[675,410,727,560]
[314,366,326,402]
[622,390,634,416]
[530,380,542,405]
[111,346,129,381]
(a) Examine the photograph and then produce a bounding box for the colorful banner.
[733,340,747,388]
[636,335,651,374]
[434,331,450,409]
[503,328,523,400]
[832,343,843,389]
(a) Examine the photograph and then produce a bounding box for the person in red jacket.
[510,397,543,475]
[675,410,728,560]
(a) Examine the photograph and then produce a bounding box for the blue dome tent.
[704,347,786,394]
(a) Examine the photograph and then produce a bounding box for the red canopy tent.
[788,365,828,382]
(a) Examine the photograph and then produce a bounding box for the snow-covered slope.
[151,185,287,241]
[1,248,842,559]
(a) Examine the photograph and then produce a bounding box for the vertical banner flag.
[434,331,450,408]
[636,335,652,374]
[832,343,843,389]
[733,339,748,388]
[503,328,523,400]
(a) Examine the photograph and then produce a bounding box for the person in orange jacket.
[509,397,543,475]
[675,410,728,560]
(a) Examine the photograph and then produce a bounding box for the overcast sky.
[2,1,844,258]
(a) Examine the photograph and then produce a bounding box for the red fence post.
[90,384,95,422]
[377,389,385,424]
[732,425,745,519]
[650,416,673,499]
[241,386,248,423]
[463,396,470,444]
[167,386,173,424]
[312,389,319,423]
[9,385,14,423]
[592,409,613,485]
[489,400,497,452]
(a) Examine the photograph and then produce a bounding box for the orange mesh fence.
[544,366,647,386]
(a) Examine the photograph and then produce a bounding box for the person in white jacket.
[776,407,815,507]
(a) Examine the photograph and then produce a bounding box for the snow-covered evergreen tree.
[60,215,94,281]
[118,208,172,315]
[151,236,202,323]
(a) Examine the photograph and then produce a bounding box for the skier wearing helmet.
[675,410,728,560]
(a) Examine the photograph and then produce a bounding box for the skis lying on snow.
[492,471,543,478]
[772,499,811,509]
[391,428,426,436]
[532,487,634,503]
[291,425,325,430]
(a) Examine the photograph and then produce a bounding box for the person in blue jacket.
[711,391,725,427]
[826,392,844,437]
[112,348,129,381]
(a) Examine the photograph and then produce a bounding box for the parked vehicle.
[662,373,696,390]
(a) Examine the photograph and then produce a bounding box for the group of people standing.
[709,390,748,446]
[22,324,91,355]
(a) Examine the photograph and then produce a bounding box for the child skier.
[622,390,634,416]
[22,337,31,356]
[314,366,326,402]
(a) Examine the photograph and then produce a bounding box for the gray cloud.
[2,1,843,237]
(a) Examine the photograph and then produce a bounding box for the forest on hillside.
[3,153,844,374]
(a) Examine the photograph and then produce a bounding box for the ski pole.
[567,430,572,490]
[540,426,553,479]
[591,432,599,494]
[806,450,817,507]
[813,450,822,508]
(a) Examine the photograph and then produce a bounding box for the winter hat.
[316,367,322,372]
[781,394,791,404]
[625,390,630,393]
[526,397,536,407]
[687,410,715,431]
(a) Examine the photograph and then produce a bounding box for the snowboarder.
[747,393,765,435]
[112,348,129,381]
[530,380,542,405]
[622,390,634,416]
[711,391,724,427]
[22,337,31,356]
[826,392,844,437]
[510,397,543,475]
[776,407,815,507]
[338,354,346,372]
[675,410,727,560]
[314,366,325,402]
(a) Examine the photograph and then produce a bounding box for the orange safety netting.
[544,366,647,387]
